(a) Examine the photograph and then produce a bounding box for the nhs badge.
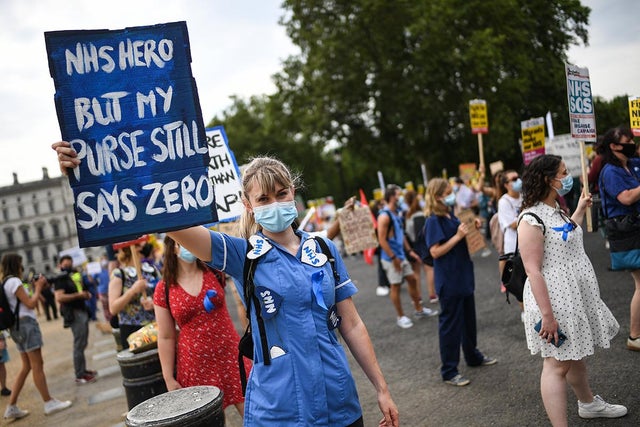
[256,286,282,320]
[300,239,328,267]
[327,305,341,330]
[248,235,272,259]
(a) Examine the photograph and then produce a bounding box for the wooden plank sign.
[457,209,487,255]
[45,22,217,247]
[338,205,378,255]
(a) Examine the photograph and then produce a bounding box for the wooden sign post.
[469,99,489,173]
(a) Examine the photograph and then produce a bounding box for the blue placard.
[45,22,217,247]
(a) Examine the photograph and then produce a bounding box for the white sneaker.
[376,286,390,296]
[414,307,439,318]
[4,405,29,420]
[396,315,413,329]
[44,398,72,415]
[480,248,492,257]
[578,395,627,419]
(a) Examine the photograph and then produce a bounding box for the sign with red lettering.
[45,22,217,247]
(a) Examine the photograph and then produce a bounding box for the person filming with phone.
[518,154,626,426]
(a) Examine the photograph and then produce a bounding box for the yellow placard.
[629,96,640,137]
[469,99,489,134]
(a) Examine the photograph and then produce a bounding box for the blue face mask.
[443,193,457,207]
[178,246,197,263]
[511,178,522,193]
[253,200,298,233]
[554,176,573,197]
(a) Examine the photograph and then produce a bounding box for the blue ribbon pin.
[311,271,328,310]
[551,223,575,241]
[203,289,217,312]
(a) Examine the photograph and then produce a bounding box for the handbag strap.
[514,212,545,253]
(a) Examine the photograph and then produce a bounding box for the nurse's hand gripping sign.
[45,22,217,247]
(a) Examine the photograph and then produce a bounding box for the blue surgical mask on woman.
[178,246,197,263]
[443,193,457,207]
[511,178,523,193]
[253,200,298,233]
[554,175,573,196]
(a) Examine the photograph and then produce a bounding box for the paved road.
[3,229,638,426]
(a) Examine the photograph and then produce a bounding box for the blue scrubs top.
[425,213,475,298]
[378,208,406,261]
[207,230,362,426]
[599,159,640,218]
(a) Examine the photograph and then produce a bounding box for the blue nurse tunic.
[207,230,362,426]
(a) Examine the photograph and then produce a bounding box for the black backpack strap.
[312,236,340,284]
[2,276,20,331]
[238,238,272,395]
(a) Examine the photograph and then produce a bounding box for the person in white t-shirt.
[497,170,524,318]
[498,170,524,259]
[0,253,72,420]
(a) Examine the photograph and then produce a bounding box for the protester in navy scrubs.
[53,142,398,427]
[424,178,497,387]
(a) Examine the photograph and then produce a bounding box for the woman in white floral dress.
[518,154,626,426]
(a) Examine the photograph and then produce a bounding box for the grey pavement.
[2,228,638,426]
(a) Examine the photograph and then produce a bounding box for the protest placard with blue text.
[45,22,217,247]
[565,63,597,142]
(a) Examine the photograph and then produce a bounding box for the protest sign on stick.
[338,206,378,255]
[469,99,488,172]
[457,209,487,255]
[565,63,595,231]
[521,117,545,165]
[629,96,640,137]
[45,22,217,247]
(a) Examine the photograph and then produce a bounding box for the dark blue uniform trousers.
[439,293,484,380]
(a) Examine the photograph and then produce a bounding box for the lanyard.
[311,270,328,310]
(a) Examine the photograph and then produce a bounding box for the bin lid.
[125,386,222,427]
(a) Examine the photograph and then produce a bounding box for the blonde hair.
[238,156,301,238]
[425,178,450,217]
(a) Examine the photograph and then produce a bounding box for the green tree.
[276,0,591,190]
[595,95,632,134]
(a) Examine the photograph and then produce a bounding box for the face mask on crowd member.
[554,175,573,197]
[511,178,523,193]
[253,200,298,233]
[443,193,457,207]
[619,142,637,158]
[178,246,197,263]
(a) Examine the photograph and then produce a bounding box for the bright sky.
[0,0,638,187]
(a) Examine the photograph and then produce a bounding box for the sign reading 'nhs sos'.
[45,22,217,247]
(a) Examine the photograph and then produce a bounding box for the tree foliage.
[211,0,593,202]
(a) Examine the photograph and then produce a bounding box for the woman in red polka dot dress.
[154,235,250,417]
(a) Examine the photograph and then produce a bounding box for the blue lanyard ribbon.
[551,223,575,241]
[311,271,328,310]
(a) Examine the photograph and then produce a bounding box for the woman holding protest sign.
[424,178,496,387]
[109,242,161,349]
[53,142,398,427]
[597,126,640,351]
[518,154,625,425]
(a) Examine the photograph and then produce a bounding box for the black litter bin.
[125,386,224,427]
[116,348,167,410]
